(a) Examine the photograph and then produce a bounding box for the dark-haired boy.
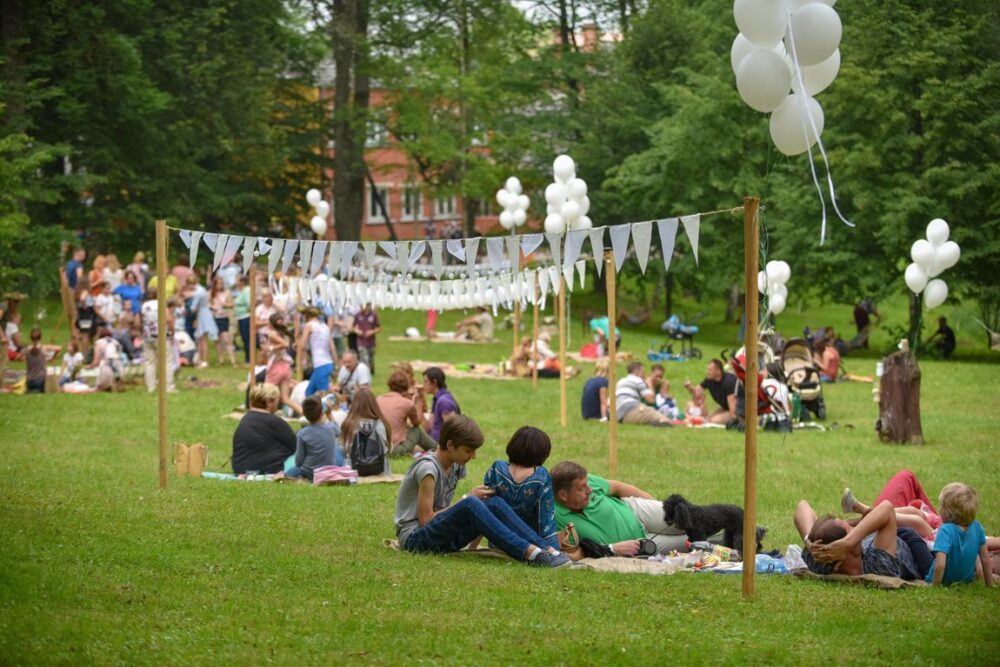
[284,396,343,481]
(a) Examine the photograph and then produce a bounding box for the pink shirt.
[376,391,421,445]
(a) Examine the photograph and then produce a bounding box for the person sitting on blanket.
[483,426,559,550]
[333,350,371,405]
[455,306,494,342]
[280,395,344,482]
[551,460,698,555]
[615,362,671,426]
[685,359,737,425]
[378,370,437,458]
[580,358,610,421]
[422,366,459,444]
[232,382,296,475]
[393,415,571,568]
[794,496,931,581]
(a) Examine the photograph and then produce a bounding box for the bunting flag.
[446,238,466,263]
[188,232,204,268]
[538,266,550,310]
[257,237,271,256]
[563,229,588,270]
[327,241,342,278]
[280,240,299,275]
[520,233,544,257]
[429,240,445,278]
[378,241,397,259]
[465,238,480,275]
[310,241,328,277]
[486,237,505,273]
[363,241,377,267]
[505,235,521,274]
[548,266,562,295]
[576,259,587,290]
[242,237,256,274]
[588,228,605,277]
[341,241,358,278]
[268,239,284,277]
[395,241,409,274]
[562,264,574,291]
[203,233,219,253]
[656,218,679,272]
[631,221,653,275]
[681,213,701,265]
[222,235,243,267]
[211,234,229,271]
[299,240,315,277]
[407,240,426,270]
[608,225,631,273]
[545,232,562,269]
[179,229,192,248]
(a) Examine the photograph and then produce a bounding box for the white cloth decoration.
[631,221,653,274]
[563,265,575,291]
[188,232,204,268]
[241,237,256,274]
[327,242,342,278]
[268,239,284,278]
[257,237,271,256]
[179,230,192,248]
[563,229,587,270]
[341,241,358,278]
[310,241,328,277]
[538,266,550,310]
[545,232,562,269]
[505,236,521,273]
[407,240,426,270]
[608,225,631,273]
[203,233,219,253]
[363,242,377,267]
[465,238,480,275]
[429,240,445,278]
[486,238,505,273]
[280,240,299,275]
[299,240,314,276]
[520,233,544,257]
[576,260,587,290]
[681,214,701,265]
[446,239,466,263]
[396,241,409,274]
[378,241,397,259]
[656,218,680,272]
[588,227,605,277]
[548,266,562,295]
[212,234,229,271]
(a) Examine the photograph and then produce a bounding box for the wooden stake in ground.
[249,267,257,390]
[877,349,924,444]
[559,275,567,427]
[295,309,303,382]
[741,197,759,599]
[532,272,539,390]
[513,301,521,366]
[155,219,169,490]
[605,251,618,478]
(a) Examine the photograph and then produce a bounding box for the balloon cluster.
[905,218,960,310]
[543,155,592,233]
[732,0,842,156]
[758,260,792,315]
[306,188,331,236]
[495,177,530,231]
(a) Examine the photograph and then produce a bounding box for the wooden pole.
[605,251,618,478]
[295,308,303,382]
[531,272,539,390]
[558,275,567,427]
[249,267,258,389]
[155,220,169,490]
[513,300,521,365]
[741,197,760,599]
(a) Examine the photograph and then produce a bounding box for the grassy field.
[2,295,999,665]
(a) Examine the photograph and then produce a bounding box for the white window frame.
[367,185,391,224]
[434,196,456,220]
[402,186,422,221]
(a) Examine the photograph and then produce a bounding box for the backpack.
[350,420,386,477]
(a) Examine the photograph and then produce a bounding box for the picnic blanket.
[795,570,927,590]
[389,334,495,344]
[202,471,404,484]
[566,351,633,363]
[408,360,518,381]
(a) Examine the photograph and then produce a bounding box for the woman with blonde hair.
[88,255,107,289]
[126,251,148,290]
[103,254,123,290]
[231,383,296,474]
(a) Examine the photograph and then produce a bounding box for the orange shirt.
[822,346,841,380]
[376,391,421,445]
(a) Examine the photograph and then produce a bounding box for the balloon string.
[785,11,854,245]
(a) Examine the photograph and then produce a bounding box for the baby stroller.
[724,345,790,432]
[656,313,703,360]
[780,338,826,420]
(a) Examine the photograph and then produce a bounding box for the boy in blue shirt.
[284,396,343,481]
[927,483,993,587]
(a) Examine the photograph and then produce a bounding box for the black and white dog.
[662,494,766,554]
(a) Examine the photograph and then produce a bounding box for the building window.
[403,186,422,221]
[365,120,388,148]
[367,186,390,224]
[434,196,455,219]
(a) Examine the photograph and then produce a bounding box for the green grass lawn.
[2,296,999,665]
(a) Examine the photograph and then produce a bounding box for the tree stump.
[877,350,924,444]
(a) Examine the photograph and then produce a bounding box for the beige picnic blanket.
[795,570,927,589]
[358,473,405,485]
[408,360,518,381]
[389,335,495,344]
[566,351,633,363]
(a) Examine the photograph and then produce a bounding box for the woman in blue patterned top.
[484,427,558,550]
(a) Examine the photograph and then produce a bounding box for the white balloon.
[789,0,836,7]
[757,270,768,293]
[496,189,508,207]
[733,0,788,48]
[499,211,514,229]
[306,188,321,207]
[545,182,567,206]
[547,204,559,215]
[904,262,928,295]
[769,293,787,315]
[769,93,825,156]
[926,218,950,246]
[517,194,530,211]
[910,239,935,270]
[737,49,793,113]
[771,283,788,299]
[923,279,948,309]
[791,49,840,96]
[544,214,566,234]
[575,215,593,230]
[310,215,327,236]
[513,209,527,226]
[775,260,791,283]
[731,33,757,74]
[579,195,591,216]
[315,200,330,219]
[560,199,581,223]
[505,177,522,195]
[786,2,842,67]
[928,241,960,277]
[553,155,576,181]
[566,177,588,201]
[764,260,781,278]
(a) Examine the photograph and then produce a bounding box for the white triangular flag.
[446,239,466,263]
[681,213,701,265]
[465,238,480,275]
[576,259,587,290]
[242,237,256,274]
[189,232,204,268]
[327,242,342,277]
[520,233,544,257]
[222,235,243,267]
[394,241,408,274]
[548,266,562,294]
[299,240,315,276]
[563,229,587,270]
[429,240,445,278]
[545,232,562,269]
[486,238,505,273]
[280,239,299,275]
[407,240,426,270]
[378,241,397,259]
[563,264,575,291]
[341,241,358,278]
[656,218,679,272]
[505,235,521,273]
[363,241,377,267]
[631,221,653,274]
[608,225,631,273]
[538,267,550,309]
[257,237,271,256]
[588,228,605,277]
[179,229,192,248]
[268,239,284,277]
[310,241,329,277]
[212,234,229,271]
[203,233,219,253]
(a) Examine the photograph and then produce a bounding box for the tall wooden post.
[742,197,760,598]
[155,220,169,490]
[532,271,539,390]
[513,301,521,363]
[295,308,304,382]
[605,251,618,478]
[558,275,567,427]
[249,267,258,389]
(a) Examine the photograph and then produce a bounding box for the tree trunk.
[877,350,924,445]
[664,273,674,320]
[462,196,478,239]
[907,291,922,351]
[331,0,369,241]
[724,282,740,323]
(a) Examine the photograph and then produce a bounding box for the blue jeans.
[284,466,314,481]
[238,317,250,363]
[404,496,546,561]
[306,363,334,396]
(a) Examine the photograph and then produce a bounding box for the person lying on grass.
[795,498,931,580]
[393,415,571,568]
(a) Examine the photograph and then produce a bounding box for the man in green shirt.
[552,461,702,555]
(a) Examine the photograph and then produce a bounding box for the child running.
[394,415,570,568]
[927,483,993,587]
